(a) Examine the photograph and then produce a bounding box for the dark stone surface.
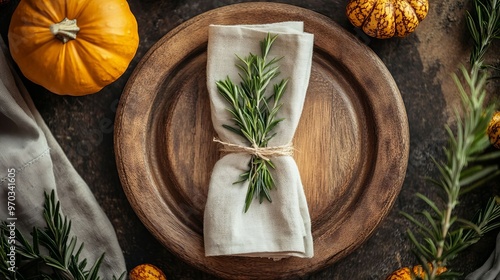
[1,0,499,279]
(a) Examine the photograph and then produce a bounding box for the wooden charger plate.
[115,2,409,279]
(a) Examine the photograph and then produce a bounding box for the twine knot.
[213,137,294,161]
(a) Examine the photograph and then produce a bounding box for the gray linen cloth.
[466,232,500,280]
[0,38,126,277]
[203,22,314,259]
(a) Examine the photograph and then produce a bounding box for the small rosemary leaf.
[87,253,105,280]
[257,177,265,204]
[64,237,78,267]
[267,163,276,184]
[267,118,285,131]
[261,33,278,57]
[245,185,255,212]
[233,172,250,184]
[237,109,250,131]
[419,211,441,239]
[225,107,238,118]
[442,241,475,260]
[236,63,250,78]
[434,164,453,192]
[466,13,479,41]
[76,258,87,272]
[262,170,270,191]
[265,56,283,68]
[460,165,487,179]
[262,65,280,79]
[274,80,288,101]
[74,242,84,262]
[241,130,254,144]
[407,230,434,260]
[452,72,470,106]
[222,124,245,138]
[443,126,457,150]
[268,105,283,119]
[482,222,500,234]
[440,271,465,279]
[420,239,435,259]
[68,256,85,279]
[216,81,236,104]
[235,53,252,68]
[477,204,500,233]
[456,218,482,234]
[63,219,72,241]
[44,256,66,270]
[481,197,497,217]
[461,170,500,194]
[483,201,500,223]
[114,272,127,280]
[37,229,58,252]
[262,180,272,202]
[423,237,438,255]
[255,161,264,173]
[400,212,435,239]
[459,165,498,186]
[468,137,491,155]
[14,226,37,257]
[432,162,453,191]
[416,193,443,217]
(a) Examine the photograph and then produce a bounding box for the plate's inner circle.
[147,48,375,238]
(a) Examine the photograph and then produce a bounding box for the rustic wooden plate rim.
[114,2,409,279]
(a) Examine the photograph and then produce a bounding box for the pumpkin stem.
[50,18,80,44]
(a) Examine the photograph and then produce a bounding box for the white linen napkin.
[203,22,314,259]
[0,37,125,277]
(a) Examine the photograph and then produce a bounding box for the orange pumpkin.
[129,264,167,280]
[386,263,447,280]
[8,0,139,96]
[346,0,429,39]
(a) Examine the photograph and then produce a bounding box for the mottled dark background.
[1,0,499,279]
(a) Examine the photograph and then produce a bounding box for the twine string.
[213,137,294,161]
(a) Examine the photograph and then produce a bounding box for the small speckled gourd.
[488,111,500,149]
[385,264,447,280]
[129,264,167,280]
[346,0,429,39]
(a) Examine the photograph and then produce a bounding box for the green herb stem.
[402,0,500,277]
[1,190,125,280]
[466,0,500,70]
[216,33,287,212]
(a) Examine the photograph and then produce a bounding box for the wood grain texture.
[114,2,409,279]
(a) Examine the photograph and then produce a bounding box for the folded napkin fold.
[466,231,500,280]
[203,22,314,259]
[0,38,125,277]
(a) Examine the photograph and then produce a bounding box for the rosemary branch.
[401,0,500,278]
[0,190,125,280]
[466,0,500,70]
[402,65,500,279]
[216,33,287,212]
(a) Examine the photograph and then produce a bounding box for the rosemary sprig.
[0,190,125,280]
[402,0,500,278]
[216,33,287,212]
[403,65,500,280]
[466,0,500,70]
